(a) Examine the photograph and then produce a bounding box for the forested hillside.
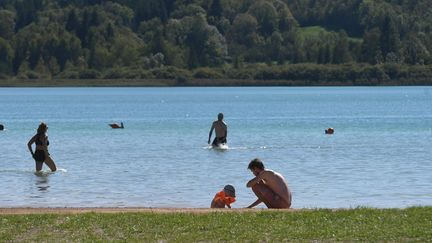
[0,0,431,84]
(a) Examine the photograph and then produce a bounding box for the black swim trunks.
[33,150,45,162]
[212,137,227,146]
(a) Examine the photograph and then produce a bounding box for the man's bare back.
[212,120,227,138]
[208,113,228,146]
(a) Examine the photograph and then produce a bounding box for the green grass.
[1,207,431,242]
[298,26,329,39]
[298,26,362,42]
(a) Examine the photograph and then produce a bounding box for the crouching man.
[246,158,292,209]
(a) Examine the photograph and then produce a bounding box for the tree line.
[0,0,431,84]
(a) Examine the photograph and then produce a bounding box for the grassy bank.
[1,207,431,242]
[1,77,431,87]
[2,63,432,87]
[0,78,178,87]
[0,78,358,87]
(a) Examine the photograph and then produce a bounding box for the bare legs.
[35,161,44,172]
[44,155,57,172]
[35,152,57,172]
[251,182,291,209]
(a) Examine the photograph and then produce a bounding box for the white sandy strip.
[0,207,298,215]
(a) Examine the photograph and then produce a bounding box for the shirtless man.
[208,113,228,146]
[246,158,292,208]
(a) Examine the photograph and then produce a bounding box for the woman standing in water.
[27,122,57,172]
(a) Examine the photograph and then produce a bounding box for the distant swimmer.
[208,113,227,147]
[211,185,236,208]
[325,127,334,134]
[27,122,57,172]
[109,122,124,129]
[246,158,292,209]
[0,124,4,130]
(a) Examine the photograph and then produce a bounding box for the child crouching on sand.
[211,185,236,208]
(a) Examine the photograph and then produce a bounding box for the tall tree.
[0,37,13,74]
[227,13,258,47]
[380,15,400,61]
[0,10,15,40]
[248,1,279,37]
[361,28,381,64]
[66,9,79,32]
[209,0,222,17]
[333,30,351,64]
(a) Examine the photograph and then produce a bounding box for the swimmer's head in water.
[325,127,334,134]
[217,113,224,121]
[223,184,236,197]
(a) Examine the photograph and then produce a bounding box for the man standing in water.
[246,158,291,208]
[208,113,228,147]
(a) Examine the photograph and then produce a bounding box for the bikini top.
[35,134,49,146]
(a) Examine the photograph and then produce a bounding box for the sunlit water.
[0,87,431,208]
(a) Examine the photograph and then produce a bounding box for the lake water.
[0,87,431,208]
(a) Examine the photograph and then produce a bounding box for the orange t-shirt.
[213,191,236,206]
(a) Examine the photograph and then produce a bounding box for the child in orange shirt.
[211,185,236,208]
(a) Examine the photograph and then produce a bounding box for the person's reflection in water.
[34,172,50,192]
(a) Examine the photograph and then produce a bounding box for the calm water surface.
[0,87,431,208]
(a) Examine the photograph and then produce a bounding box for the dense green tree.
[183,15,227,68]
[380,15,400,62]
[402,33,429,65]
[361,28,382,64]
[102,2,134,26]
[13,0,43,30]
[333,31,351,64]
[0,37,14,74]
[248,0,279,36]
[227,13,258,47]
[292,35,306,63]
[133,0,169,25]
[1,0,432,79]
[209,0,222,17]
[0,10,15,39]
[65,9,79,32]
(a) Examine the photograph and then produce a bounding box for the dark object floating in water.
[0,124,4,130]
[109,122,124,129]
[325,127,334,135]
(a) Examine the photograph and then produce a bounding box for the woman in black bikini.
[27,122,57,172]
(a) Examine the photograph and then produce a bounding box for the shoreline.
[0,207,299,215]
[1,78,432,87]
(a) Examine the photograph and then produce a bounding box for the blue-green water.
[0,87,431,208]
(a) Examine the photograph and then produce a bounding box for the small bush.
[151,67,191,79]
[0,73,9,79]
[79,69,101,79]
[26,71,40,79]
[55,70,79,79]
[175,75,188,85]
[193,68,223,79]
[103,69,125,79]
[140,70,155,79]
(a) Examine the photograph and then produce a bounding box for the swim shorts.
[212,137,227,146]
[33,150,46,162]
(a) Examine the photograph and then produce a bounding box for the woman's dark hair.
[248,158,264,170]
[37,122,47,135]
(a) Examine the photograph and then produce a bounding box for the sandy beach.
[0,207,297,215]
